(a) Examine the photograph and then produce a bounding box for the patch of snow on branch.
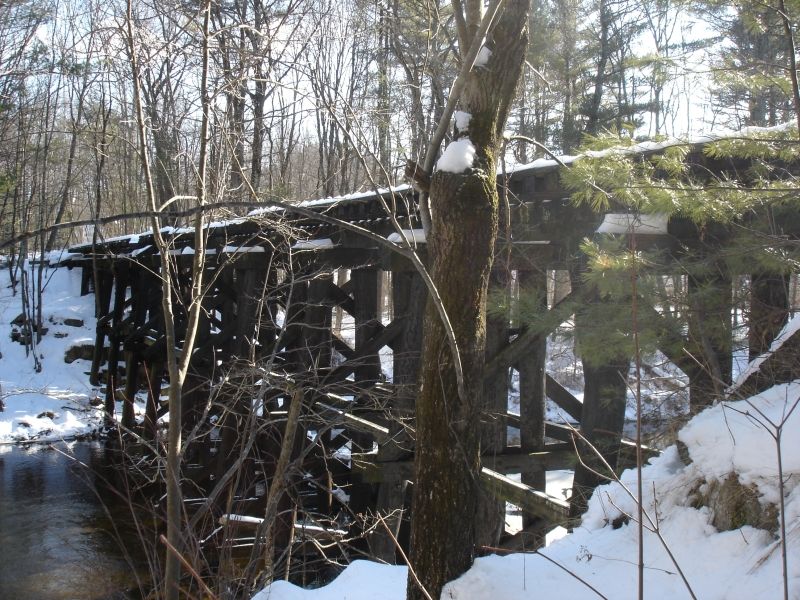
[474,46,492,67]
[291,238,335,251]
[596,213,669,235]
[508,121,796,176]
[220,514,263,526]
[387,229,426,244]
[222,245,266,253]
[454,111,472,132]
[437,138,476,173]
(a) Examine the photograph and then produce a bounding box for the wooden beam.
[328,318,404,382]
[545,375,583,421]
[480,467,571,525]
[354,448,575,484]
[482,448,575,472]
[314,401,390,442]
[484,290,576,380]
[324,280,356,315]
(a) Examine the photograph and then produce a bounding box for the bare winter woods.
[3,0,800,599]
[4,0,799,256]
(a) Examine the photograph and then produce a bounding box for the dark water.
[0,443,141,600]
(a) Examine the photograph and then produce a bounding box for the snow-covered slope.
[254,382,800,600]
[0,260,104,442]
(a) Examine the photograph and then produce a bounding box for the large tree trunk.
[407,2,529,598]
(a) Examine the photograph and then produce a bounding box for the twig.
[160,534,217,599]
[377,515,434,600]
[479,545,610,599]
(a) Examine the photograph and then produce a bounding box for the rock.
[89,396,104,407]
[65,344,95,363]
[676,440,692,465]
[54,332,68,338]
[63,318,84,328]
[11,325,47,344]
[691,473,778,533]
[36,411,56,419]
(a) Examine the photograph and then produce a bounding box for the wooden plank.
[355,448,575,484]
[482,448,575,473]
[314,401,390,442]
[484,290,576,380]
[542,420,659,462]
[325,280,356,315]
[545,375,583,421]
[328,318,404,382]
[480,467,571,525]
[543,420,573,442]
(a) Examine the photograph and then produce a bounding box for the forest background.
[2,0,794,250]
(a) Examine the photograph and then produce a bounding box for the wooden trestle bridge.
[58,137,798,566]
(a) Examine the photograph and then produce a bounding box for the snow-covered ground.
[256,381,800,599]
[0,259,105,443]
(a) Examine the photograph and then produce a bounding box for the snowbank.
[254,382,800,600]
[732,314,800,390]
[0,263,105,443]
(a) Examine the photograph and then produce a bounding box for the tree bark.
[407,1,529,597]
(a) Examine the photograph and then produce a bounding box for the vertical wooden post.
[181,263,212,434]
[143,361,163,440]
[104,264,129,420]
[749,272,789,361]
[303,273,335,520]
[283,276,308,371]
[517,268,547,540]
[257,265,280,356]
[476,269,509,547]
[348,268,381,519]
[80,265,92,296]
[303,274,333,370]
[687,267,733,410]
[371,266,425,562]
[352,268,381,388]
[122,266,147,430]
[142,259,164,441]
[216,264,238,363]
[569,265,630,518]
[90,266,113,386]
[122,353,139,430]
[233,266,269,361]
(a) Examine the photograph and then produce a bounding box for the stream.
[0,442,143,600]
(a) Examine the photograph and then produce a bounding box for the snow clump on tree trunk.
[436,138,476,173]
